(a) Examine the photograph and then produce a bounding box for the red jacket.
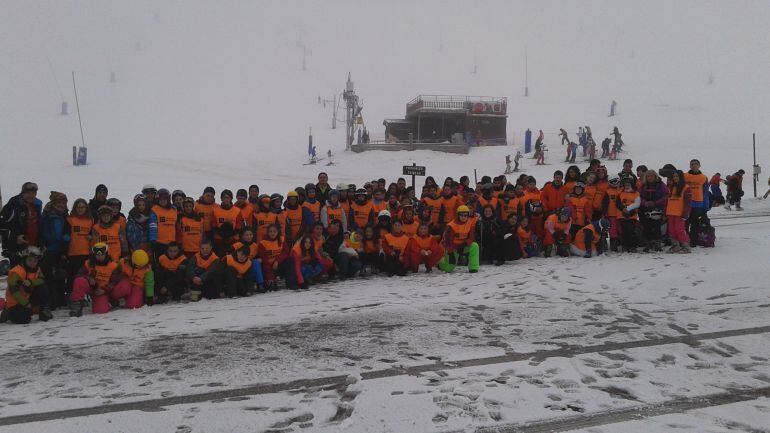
[540,182,567,213]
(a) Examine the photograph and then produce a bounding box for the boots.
[39,308,53,322]
[544,245,554,257]
[610,238,619,252]
[69,300,84,317]
[679,244,691,254]
[668,240,681,253]
[724,204,731,211]
[735,203,743,211]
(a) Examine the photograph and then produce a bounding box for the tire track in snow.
[457,386,770,433]
[0,324,769,426]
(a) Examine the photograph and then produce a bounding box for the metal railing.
[406,95,507,115]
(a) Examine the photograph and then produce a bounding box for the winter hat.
[172,190,186,200]
[95,184,108,194]
[304,183,316,192]
[527,176,536,185]
[329,189,340,197]
[347,184,356,192]
[560,207,572,218]
[221,189,233,199]
[737,169,745,175]
[504,184,515,192]
[97,205,113,216]
[49,191,68,204]
[21,182,38,193]
[203,186,216,195]
[236,189,248,199]
[157,188,171,198]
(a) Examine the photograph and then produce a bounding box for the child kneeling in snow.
[116,250,154,307]
[70,242,122,316]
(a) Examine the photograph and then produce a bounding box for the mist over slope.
[1,0,768,202]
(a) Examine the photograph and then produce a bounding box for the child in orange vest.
[405,222,444,273]
[155,242,188,302]
[185,239,221,300]
[221,244,254,297]
[114,249,154,308]
[382,219,410,276]
[70,243,122,316]
[258,224,289,291]
[1,247,51,324]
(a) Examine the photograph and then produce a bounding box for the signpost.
[403,163,426,188]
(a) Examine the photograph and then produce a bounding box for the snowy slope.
[1,0,769,204]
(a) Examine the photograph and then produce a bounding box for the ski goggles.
[91,245,108,255]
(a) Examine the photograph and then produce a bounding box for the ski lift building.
[383,95,507,146]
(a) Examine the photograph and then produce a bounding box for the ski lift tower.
[343,73,362,151]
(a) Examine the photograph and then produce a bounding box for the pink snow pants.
[71,277,144,314]
[667,216,690,244]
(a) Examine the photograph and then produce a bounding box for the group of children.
[1,157,734,323]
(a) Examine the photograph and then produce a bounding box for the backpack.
[697,218,716,248]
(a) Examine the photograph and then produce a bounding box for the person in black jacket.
[0,182,43,267]
[323,220,361,280]
[88,184,108,219]
[476,205,501,265]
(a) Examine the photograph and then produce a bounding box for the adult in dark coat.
[0,182,43,266]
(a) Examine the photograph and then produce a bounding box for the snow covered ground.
[2,1,770,431]
[0,200,768,432]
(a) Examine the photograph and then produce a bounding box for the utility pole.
[332,94,337,129]
[343,73,362,151]
[753,133,758,198]
[524,47,529,97]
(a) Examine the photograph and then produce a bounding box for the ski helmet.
[19,246,42,259]
[336,182,348,191]
[378,210,391,219]
[131,250,150,267]
[97,205,113,216]
[608,176,621,187]
[106,198,122,208]
[91,242,109,255]
[560,207,572,218]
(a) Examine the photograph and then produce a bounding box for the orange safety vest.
[179,215,203,253]
[232,241,259,260]
[384,233,409,255]
[583,185,598,211]
[517,226,532,246]
[282,207,304,240]
[350,202,374,228]
[477,196,499,211]
[225,255,251,278]
[618,191,640,220]
[401,219,419,237]
[572,224,599,251]
[195,202,217,232]
[92,223,122,261]
[445,220,473,247]
[158,254,186,272]
[302,201,321,224]
[684,172,708,202]
[605,187,621,218]
[67,215,93,256]
[340,200,351,216]
[115,214,127,234]
[439,196,460,224]
[121,260,150,288]
[152,205,178,244]
[421,197,442,225]
[258,239,283,264]
[253,211,280,242]
[593,182,609,211]
[237,203,254,227]
[212,205,242,229]
[666,186,689,217]
[500,198,520,220]
[84,260,119,290]
[410,235,434,251]
[325,205,345,224]
[546,214,571,234]
[570,195,591,226]
[194,252,219,270]
[371,200,387,215]
[6,265,40,308]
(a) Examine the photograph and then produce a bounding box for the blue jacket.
[40,209,71,254]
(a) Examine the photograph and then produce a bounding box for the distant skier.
[578,127,587,157]
[612,127,624,152]
[514,150,522,172]
[724,169,745,211]
[601,137,611,158]
[569,142,577,163]
[559,128,569,146]
[505,155,512,174]
[587,137,597,161]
